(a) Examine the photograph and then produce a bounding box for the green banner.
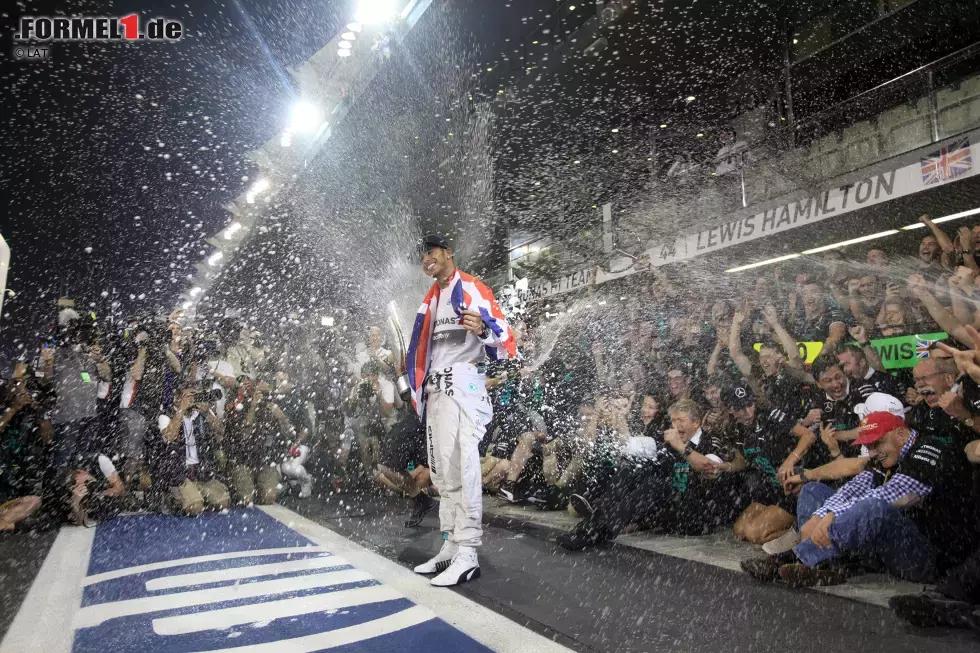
[866,332,947,370]
[753,331,947,370]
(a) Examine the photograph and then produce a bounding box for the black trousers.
[938,546,980,604]
[586,462,744,538]
[586,462,671,536]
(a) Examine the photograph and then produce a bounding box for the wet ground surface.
[0,492,977,652]
[281,491,980,653]
[0,528,57,637]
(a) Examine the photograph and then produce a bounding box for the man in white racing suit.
[405,234,518,586]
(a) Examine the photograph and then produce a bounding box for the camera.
[194,378,224,404]
[358,381,375,399]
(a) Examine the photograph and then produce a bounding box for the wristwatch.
[683,442,696,458]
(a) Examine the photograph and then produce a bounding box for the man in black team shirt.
[743,411,977,588]
[907,356,975,452]
[807,358,865,468]
[557,399,735,550]
[835,326,905,401]
[711,383,814,546]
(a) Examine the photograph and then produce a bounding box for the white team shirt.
[430,290,485,370]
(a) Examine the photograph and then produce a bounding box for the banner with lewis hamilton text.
[646,136,977,267]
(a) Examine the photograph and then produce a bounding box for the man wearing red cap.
[742,410,976,588]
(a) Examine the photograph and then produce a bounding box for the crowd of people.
[477,214,980,629]
[2,213,980,628]
[0,308,430,531]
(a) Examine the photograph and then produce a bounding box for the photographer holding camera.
[42,310,125,525]
[0,360,53,531]
[223,376,283,505]
[346,361,394,475]
[152,382,230,516]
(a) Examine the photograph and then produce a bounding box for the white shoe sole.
[431,565,480,587]
[762,528,801,555]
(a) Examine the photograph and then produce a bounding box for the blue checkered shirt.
[813,430,933,518]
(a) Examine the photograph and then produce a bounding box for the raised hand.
[907,273,929,298]
[761,304,779,324]
[848,324,868,344]
[935,337,980,384]
[958,226,973,251]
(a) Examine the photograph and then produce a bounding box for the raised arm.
[909,274,973,346]
[707,326,728,377]
[848,325,885,372]
[162,389,196,443]
[777,423,818,482]
[762,304,803,370]
[728,307,753,379]
[948,267,978,328]
[818,321,848,362]
[129,334,148,381]
[920,214,957,270]
[958,226,979,273]
[846,278,876,333]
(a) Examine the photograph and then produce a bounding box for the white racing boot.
[414,539,458,574]
[430,545,480,587]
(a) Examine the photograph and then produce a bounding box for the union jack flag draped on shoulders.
[405,270,517,416]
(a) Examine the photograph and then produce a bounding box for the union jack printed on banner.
[915,337,939,359]
[920,137,973,186]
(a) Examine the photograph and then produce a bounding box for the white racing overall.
[424,364,492,548]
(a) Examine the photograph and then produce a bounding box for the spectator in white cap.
[853,392,909,420]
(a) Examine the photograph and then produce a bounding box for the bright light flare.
[801,230,899,255]
[725,253,801,273]
[288,100,323,134]
[901,207,980,230]
[223,222,242,240]
[355,0,398,24]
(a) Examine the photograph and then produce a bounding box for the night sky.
[5,0,972,370]
[0,0,557,367]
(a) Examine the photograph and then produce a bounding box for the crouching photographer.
[150,383,230,516]
[345,361,394,476]
[0,361,54,531]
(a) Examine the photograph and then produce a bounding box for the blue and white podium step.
[1,505,570,653]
